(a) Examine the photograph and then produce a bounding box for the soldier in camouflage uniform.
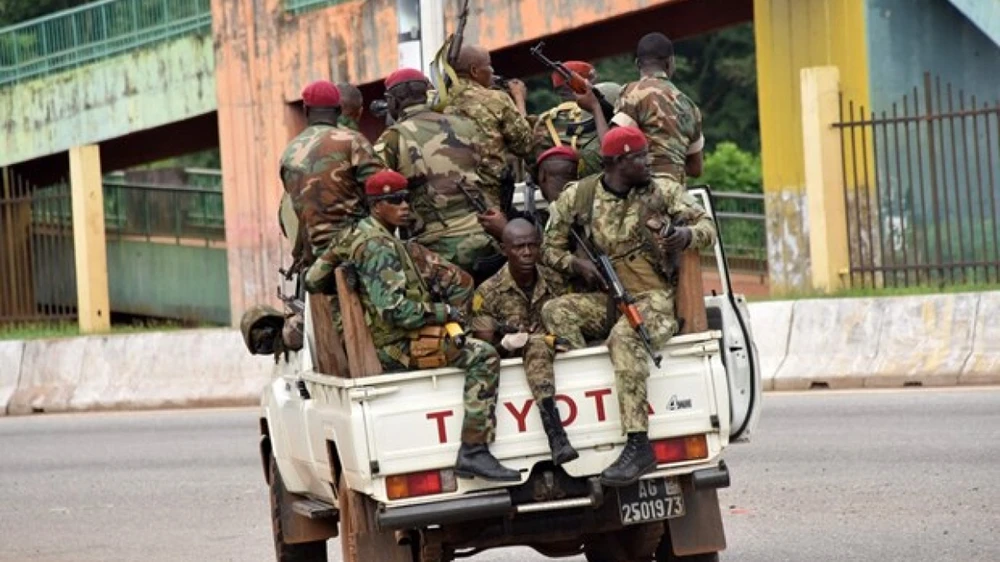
[609,32,704,184]
[335,82,364,131]
[445,45,533,210]
[540,127,716,487]
[352,169,519,482]
[529,60,621,180]
[278,80,383,297]
[374,68,505,282]
[471,219,578,465]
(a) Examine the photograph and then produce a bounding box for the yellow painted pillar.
[801,67,849,292]
[753,0,870,294]
[69,145,111,333]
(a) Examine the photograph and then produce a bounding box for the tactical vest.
[570,175,673,294]
[348,219,431,348]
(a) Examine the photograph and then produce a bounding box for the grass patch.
[0,320,207,341]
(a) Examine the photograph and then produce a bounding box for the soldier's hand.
[571,257,607,291]
[500,331,530,352]
[663,226,692,252]
[445,304,467,325]
[574,87,600,113]
[506,79,527,101]
[477,208,508,239]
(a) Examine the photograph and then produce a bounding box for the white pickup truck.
[258,187,762,562]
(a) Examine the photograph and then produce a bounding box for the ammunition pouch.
[408,325,460,369]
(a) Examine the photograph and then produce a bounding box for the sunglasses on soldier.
[377,192,410,206]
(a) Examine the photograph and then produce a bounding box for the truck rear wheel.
[269,455,329,562]
[337,475,415,562]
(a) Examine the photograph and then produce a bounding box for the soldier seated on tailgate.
[348,169,520,482]
[471,219,578,466]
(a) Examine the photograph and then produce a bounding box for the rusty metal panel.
[0,33,216,168]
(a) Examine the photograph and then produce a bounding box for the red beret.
[536,146,579,166]
[365,170,409,197]
[552,61,595,88]
[301,80,340,107]
[385,68,428,90]
[600,126,648,157]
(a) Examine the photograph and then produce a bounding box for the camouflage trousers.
[378,336,501,445]
[541,289,678,433]
[522,334,556,403]
[417,232,499,276]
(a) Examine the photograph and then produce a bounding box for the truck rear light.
[652,435,708,464]
[386,469,458,500]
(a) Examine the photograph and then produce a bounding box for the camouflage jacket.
[443,77,533,203]
[612,72,703,182]
[541,174,716,294]
[374,104,488,223]
[337,115,360,131]
[351,217,474,347]
[279,123,383,255]
[529,101,602,179]
[471,264,567,339]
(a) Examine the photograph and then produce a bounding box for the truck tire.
[269,455,329,562]
[655,537,720,562]
[337,475,415,562]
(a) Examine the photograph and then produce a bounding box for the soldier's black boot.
[600,432,657,487]
[455,443,521,482]
[538,398,579,465]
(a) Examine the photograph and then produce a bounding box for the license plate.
[616,477,685,526]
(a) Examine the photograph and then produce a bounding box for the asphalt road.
[1,388,998,562]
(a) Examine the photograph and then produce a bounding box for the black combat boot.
[538,398,579,465]
[455,443,521,482]
[599,432,657,487]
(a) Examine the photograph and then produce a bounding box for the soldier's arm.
[662,182,716,250]
[496,92,534,158]
[540,184,578,275]
[358,240,450,330]
[470,290,501,347]
[372,128,401,170]
[406,241,474,313]
[684,103,705,178]
[351,132,385,184]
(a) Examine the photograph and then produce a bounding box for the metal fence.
[0,0,211,86]
[835,72,1000,288]
[705,189,767,276]
[103,179,225,244]
[0,170,77,325]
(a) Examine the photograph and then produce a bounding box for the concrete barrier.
[0,340,25,416]
[7,329,274,415]
[773,298,885,390]
[746,301,793,391]
[867,293,979,387]
[959,291,1000,386]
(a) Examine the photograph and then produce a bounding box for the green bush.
[699,141,762,194]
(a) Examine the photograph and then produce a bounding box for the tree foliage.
[0,0,93,27]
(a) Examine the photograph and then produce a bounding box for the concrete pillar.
[801,67,849,292]
[69,145,110,333]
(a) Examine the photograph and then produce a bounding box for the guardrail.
[708,189,767,275]
[0,0,211,86]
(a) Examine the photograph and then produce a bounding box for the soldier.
[445,45,533,211]
[523,146,580,233]
[278,80,383,297]
[540,127,716,487]
[351,169,520,482]
[529,60,620,179]
[374,67,506,282]
[471,219,578,465]
[336,82,364,131]
[608,32,704,184]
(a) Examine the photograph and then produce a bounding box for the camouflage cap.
[240,304,285,355]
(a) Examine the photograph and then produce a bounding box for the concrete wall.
[0,33,216,168]
[867,0,1000,110]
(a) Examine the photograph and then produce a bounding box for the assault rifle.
[456,181,488,214]
[568,226,663,368]
[446,0,471,70]
[530,42,615,122]
[522,177,545,236]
